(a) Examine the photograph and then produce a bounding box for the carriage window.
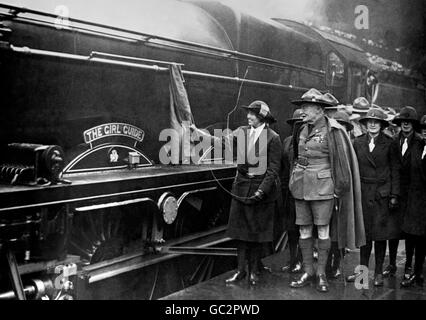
[326,52,345,86]
[289,70,300,87]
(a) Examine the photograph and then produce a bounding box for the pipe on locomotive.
[5,45,310,92]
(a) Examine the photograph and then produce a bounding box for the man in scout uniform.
[288,89,365,293]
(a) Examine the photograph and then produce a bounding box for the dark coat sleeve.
[389,139,401,197]
[291,122,304,160]
[423,157,426,181]
[280,137,291,194]
[421,148,426,183]
[329,129,351,197]
[259,134,282,196]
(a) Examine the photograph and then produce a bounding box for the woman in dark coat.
[347,108,401,286]
[224,101,282,286]
[400,115,426,287]
[280,109,304,273]
[384,106,421,279]
[191,101,282,286]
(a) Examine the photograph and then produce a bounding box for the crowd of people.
[201,89,426,293]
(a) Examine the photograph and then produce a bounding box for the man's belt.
[360,176,386,184]
[296,156,330,166]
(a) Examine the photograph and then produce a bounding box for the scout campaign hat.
[344,105,361,121]
[359,108,389,127]
[332,104,361,121]
[291,88,339,108]
[352,97,370,114]
[286,109,304,124]
[333,111,354,131]
[242,100,277,123]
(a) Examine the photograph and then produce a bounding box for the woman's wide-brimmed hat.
[359,108,389,127]
[392,106,419,127]
[242,100,277,123]
[291,88,339,108]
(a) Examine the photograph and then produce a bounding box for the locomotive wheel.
[159,196,234,293]
[69,194,233,299]
[68,206,145,265]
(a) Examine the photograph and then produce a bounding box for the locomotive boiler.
[0,0,424,300]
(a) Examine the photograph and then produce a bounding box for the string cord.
[226,67,250,130]
[206,67,280,202]
[209,67,254,201]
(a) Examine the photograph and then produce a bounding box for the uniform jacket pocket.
[317,169,334,196]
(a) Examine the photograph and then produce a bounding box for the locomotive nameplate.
[84,123,145,144]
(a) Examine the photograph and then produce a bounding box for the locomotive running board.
[158,246,236,256]
[81,226,231,284]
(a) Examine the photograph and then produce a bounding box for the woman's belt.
[237,169,265,180]
[360,176,386,184]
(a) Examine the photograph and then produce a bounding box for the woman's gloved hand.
[389,196,399,211]
[249,189,265,202]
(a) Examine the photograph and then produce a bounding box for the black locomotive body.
[0,0,424,300]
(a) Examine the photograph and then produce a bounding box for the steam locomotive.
[0,0,424,300]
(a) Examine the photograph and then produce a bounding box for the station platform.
[162,241,426,300]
